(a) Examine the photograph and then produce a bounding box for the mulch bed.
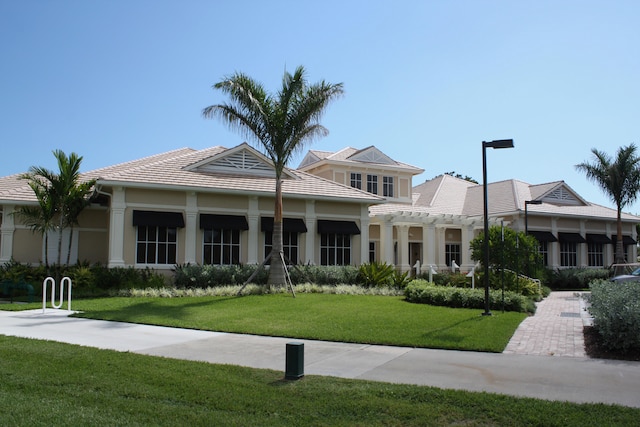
[583,326,640,361]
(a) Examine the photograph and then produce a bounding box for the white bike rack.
[42,276,72,313]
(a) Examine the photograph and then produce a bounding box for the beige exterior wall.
[399,178,409,198]
[126,189,186,206]
[314,201,361,216]
[12,229,42,264]
[78,230,108,263]
[199,193,248,211]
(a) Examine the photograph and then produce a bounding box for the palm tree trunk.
[614,207,626,275]
[267,178,287,288]
[56,215,64,266]
[66,226,74,266]
[44,232,49,267]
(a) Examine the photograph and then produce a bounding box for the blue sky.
[2,1,639,213]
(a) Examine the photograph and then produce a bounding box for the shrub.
[587,279,640,353]
[288,264,359,286]
[404,280,535,313]
[173,264,268,288]
[356,262,395,287]
[547,268,610,290]
[172,263,362,288]
[429,271,472,288]
[0,261,169,298]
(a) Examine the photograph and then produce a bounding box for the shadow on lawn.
[72,296,236,327]
[420,316,483,344]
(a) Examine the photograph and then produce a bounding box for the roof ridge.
[83,147,196,178]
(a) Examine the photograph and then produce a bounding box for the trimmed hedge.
[588,279,640,353]
[404,279,535,313]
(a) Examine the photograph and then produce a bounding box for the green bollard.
[285,342,304,380]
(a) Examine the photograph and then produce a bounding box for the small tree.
[17,150,95,266]
[470,225,541,278]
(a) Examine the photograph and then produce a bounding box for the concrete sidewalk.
[1,295,639,409]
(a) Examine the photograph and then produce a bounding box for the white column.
[380,217,394,265]
[0,205,15,263]
[461,223,474,272]
[579,220,587,267]
[304,200,316,264]
[605,223,614,266]
[247,196,259,264]
[108,187,126,267]
[184,192,198,264]
[398,224,410,272]
[359,205,370,265]
[549,217,559,269]
[437,227,446,270]
[423,223,436,268]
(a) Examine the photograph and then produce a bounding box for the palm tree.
[576,144,640,266]
[203,66,343,287]
[17,150,95,266]
[13,181,57,266]
[54,151,96,265]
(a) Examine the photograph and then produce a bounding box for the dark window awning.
[260,217,307,233]
[317,220,361,235]
[200,214,248,230]
[133,210,185,228]
[586,234,612,244]
[528,230,557,242]
[612,235,637,245]
[558,232,586,243]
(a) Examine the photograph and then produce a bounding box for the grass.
[27,293,532,352]
[2,335,638,427]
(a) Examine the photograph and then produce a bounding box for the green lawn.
[1,336,637,426]
[46,293,529,352]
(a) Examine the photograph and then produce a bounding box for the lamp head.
[483,139,514,149]
[525,200,543,206]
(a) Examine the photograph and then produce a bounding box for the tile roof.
[372,175,640,223]
[0,145,383,204]
[300,146,424,173]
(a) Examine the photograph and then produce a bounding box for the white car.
[611,267,640,283]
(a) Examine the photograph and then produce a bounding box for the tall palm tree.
[18,150,95,266]
[576,144,640,266]
[203,66,343,287]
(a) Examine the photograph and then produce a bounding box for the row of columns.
[376,218,480,273]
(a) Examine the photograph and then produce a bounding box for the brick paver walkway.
[503,291,591,357]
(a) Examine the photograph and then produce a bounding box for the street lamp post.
[524,200,542,235]
[524,200,542,277]
[482,139,514,316]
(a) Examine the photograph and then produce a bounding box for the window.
[560,242,577,267]
[445,243,461,268]
[369,241,376,263]
[367,174,378,194]
[203,228,241,265]
[265,231,299,264]
[320,233,351,265]
[136,226,177,264]
[538,241,549,266]
[383,176,394,197]
[587,242,604,267]
[350,172,362,190]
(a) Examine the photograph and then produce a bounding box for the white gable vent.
[195,149,276,177]
[543,186,581,205]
